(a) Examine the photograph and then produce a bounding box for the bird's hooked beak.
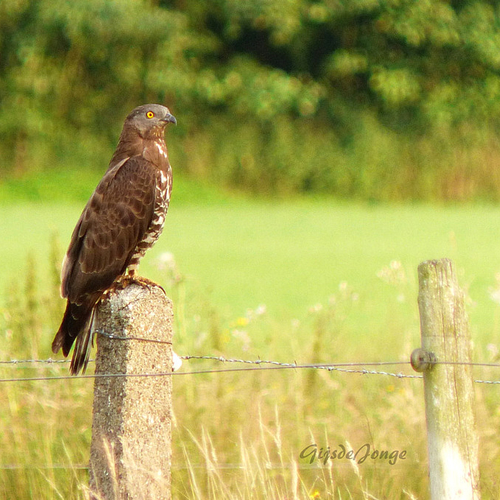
[162,114,177,126]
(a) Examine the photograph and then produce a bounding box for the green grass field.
[2,186,500,498]
[3,196,500,346]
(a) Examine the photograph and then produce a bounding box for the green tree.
[2,0,500,199]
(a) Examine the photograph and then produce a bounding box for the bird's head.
[125,104,177,139]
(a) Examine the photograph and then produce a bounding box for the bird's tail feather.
[52,300,96,375]
[69,315,95,375]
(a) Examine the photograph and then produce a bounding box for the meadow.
[2,178,500,498]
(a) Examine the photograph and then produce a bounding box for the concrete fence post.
[88,282,173,500]
[411,259,480,500]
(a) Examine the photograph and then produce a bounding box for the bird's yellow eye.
[146,111,154,119]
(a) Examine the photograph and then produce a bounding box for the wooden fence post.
[411,259,480,499]
[88,282,173,500]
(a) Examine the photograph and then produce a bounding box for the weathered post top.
[89,281,173,500]
[414,259,480,500]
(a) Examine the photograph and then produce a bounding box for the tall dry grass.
[1,240,500,498]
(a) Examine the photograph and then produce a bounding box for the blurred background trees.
[2,0,500,200]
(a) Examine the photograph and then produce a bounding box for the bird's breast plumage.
[127,163,172,273]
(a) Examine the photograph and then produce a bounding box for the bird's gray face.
[127,104,177,138]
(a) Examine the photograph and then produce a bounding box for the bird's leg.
[116,267,164,293]
[107,273,131,292]
[113,267,137,288]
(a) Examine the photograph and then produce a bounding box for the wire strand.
[0,461,415,471]
[95,329,172,344]
[1,352,500,383]
[0,362,423,383]
[2,355,500,369]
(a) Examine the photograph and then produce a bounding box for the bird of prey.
[51,104,177,375]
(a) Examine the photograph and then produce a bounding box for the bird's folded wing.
[61,156,156,303]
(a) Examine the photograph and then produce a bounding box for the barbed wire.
[3,355,500,370]
[180,354,500,370]
[95,329,172,345]
[2,353,500,383]
[0,360,423,383]
[2,354,500,369]
[0,461,414,471]
[0,329,500,382]
[0,358,73,365]
[0,356,412,368]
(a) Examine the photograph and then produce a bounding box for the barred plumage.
[51,104,176,374]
